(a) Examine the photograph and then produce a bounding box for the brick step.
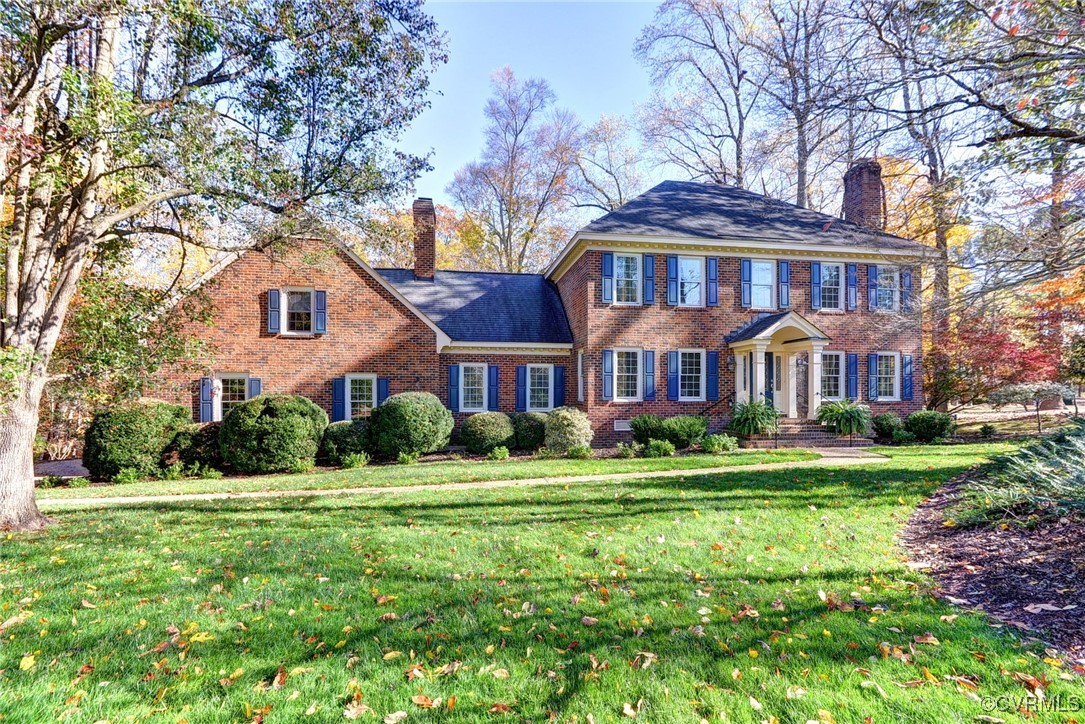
[741,436,874,449]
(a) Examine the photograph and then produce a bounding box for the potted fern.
[728,400,781,438]
[815,400,873,446]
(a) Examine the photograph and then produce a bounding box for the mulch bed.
[900,474,1085,665]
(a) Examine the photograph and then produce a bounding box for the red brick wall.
[556,249,924,443]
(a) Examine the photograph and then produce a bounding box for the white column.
[753,347,767,403]
[787,353,798,418]
[734,352,748,405]
[807,348,823,419]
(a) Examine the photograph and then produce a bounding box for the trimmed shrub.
[68,476,90,488]
[341,452,370,469]
[871,413,903,440]
[163,422,223,472]
[37,475,63,489]
[84,399,191,481]
[544,407,594,453]
[460,412,516,454]
[816,400,872,437]
[487,446,510,461]
[510,412,547,451]
[662,415,708,449]
[630,414,665,446]
[979,423,997,438]
[615,441,641,458]
[219,394,328,474]
[319,420,370,466]
[566,444,593,460]
[892,428,916,445]
[702,433,738,453]
[644,439,676,458]
[397,451,420,465]
[904,410,955,443]
[369,392,453,459]
[728,400,780,436]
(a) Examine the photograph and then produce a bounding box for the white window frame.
[281,286,316,336]
[750,259,776,310]
[213,373,250,422]
[577,350,585,403]
[820,262,844,311]
[678,349,706,402]
[677,256,705,308]
[614,254,641,306]
[875,351,901,401]
[459,363,488,413]
[345,374,378,419]
[613,347,643,403]
[875,267,900,312]
[820,351,845,401]
[526,363,554,412]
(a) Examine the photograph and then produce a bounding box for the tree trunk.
[0,379,50,531]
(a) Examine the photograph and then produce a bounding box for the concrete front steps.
[740,421,875,449]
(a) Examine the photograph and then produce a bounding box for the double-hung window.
[460,363,487,412]
[216,374,249,421]
[285,288,314,334]
[614,349,642,402]
[750,260,775,309]
[821,352,844,400]
[821,263,843,310]
[876,352,900,400]
[679,349,705,401]
[678,257,704,307]
[614,254,641,305]
[347,374,376,418]
[875,267,900,311]
[527,364,553,411]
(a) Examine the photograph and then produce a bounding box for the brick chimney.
[412,197,436,280]
[842,159,886,231]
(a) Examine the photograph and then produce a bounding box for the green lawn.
[954,414,1072,437]
[4,442,1082,723]
[36,449,817,500]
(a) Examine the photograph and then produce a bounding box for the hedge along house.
[156,159,930,447]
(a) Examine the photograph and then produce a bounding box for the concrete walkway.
[38,447,887,509]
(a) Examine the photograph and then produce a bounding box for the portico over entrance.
[728,311,830,420]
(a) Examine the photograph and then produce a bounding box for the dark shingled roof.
[374,269,573,344]
[726,312,830,343]
[580,180,927,251]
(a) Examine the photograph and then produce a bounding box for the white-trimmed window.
[750,260,775,309]
[527,364,553,412]
[678,257,704,307]
[615,254,641,305]
[876,352,901,400]
[821,352,845,400]
[615,348,642,402]
[679,349,705,401]
[284,287,315,334]
[577,350,585,402]
[215,373,250,421]
[821,263,843,310]
[461,363,487,413]
[875,267,900,311]
[347,374,377,418]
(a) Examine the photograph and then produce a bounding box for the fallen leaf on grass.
[343,701,372,719]
[81,599,97,609]
[378,612,399,622]
[913,633,940,646]
[492,668,510,679]
[860,680,888,699]
[489,702,512,713]
[382,651,402,661]
[749,696,762,711]
[581,616,598,627]
[437,661,462,676]
[19,654,35,671]
[1024,603,1073,614]
[383,712,407,724]
[412,695,440,709]
[629,652,657,669]
[622,702,637,718]
[271,666,287,690]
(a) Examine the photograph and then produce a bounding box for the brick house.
[156,159,928,446]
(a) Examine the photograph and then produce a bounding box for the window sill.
[280,331,317,338]
[678,398,706,403]
[612,302,642,308]
[613,398,642,404]
[527,407,553,413]
[815,308,845,314]
[874,397,901,403]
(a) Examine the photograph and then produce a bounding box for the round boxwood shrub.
[510,412,547,451]
[319,419,370,467]
[871,412,903,440]
[219,394,328,473]
[544,406,594,453]
[162,422,224,471]
[369,391,453,459]
[661,415,708,449]
[84,399,191,480]
[460,412,516,454]
[630,414,665,446]
[903,410,955,443]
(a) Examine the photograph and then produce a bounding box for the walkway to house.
[38,447,887,509]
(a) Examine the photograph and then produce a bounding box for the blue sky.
[398,1,660,207]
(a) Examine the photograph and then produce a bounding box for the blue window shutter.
[666,255,679,305]
[447,365,460,412]
[488,365,500,411]
[667,351,679,401]
[740,258,752,308]
[601,252,614,304]
[901,268,913,310]
[199,377,213,422]
[643,254,655,304]
[516,366,527,411]
[377,378,390,406]
[810,262,822,310]
[867,265,879,310]
[248,377,262,399]
[643,351,656,401]
[778,260,790,308]
[902,354,914,401]
[601,351,614,401]
[846,354,858,400]
[332,377,347,421]
[706,257,719,306]
[868,353,879,401]
[313,290,327,334]
[707,351,719,401]
[554,366,566,407]
[846,263,858,310]
[267,289,280,334]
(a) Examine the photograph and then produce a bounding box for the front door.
[764,352,774,405]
